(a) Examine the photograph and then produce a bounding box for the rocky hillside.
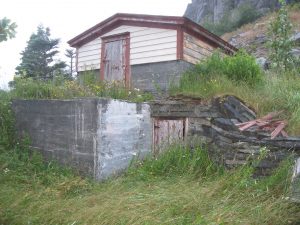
[184,0,294,24]
[221,5,300,65]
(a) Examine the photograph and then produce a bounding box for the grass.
[10,76,153,103]
[169,52,300,135]
[0,143,299,225]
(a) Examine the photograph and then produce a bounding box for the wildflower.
[4,168,9,174]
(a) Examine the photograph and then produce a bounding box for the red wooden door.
[153,119,185,155]
[101,33,130,86]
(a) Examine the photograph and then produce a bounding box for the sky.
[0,0,191,89]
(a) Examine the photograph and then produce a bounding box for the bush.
[223,51,263,86]
[175,51,263,90]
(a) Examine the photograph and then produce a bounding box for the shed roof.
[68,13,237,54]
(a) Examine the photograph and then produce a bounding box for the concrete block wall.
[13,98,152,180]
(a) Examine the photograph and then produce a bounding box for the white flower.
[4,168,9,174]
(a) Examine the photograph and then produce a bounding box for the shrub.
[175,51,263,91]
[223,51,263,86]
[268,0,296,71]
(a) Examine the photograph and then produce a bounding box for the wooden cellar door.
[153,118,185,155]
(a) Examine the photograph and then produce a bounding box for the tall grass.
[10,76,153,102]
[0,91,15,148]
[0,140,299,225]
[170,52,300,135]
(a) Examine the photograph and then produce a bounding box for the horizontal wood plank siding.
[183,32,214,65]
[78,38,102,71]
[77,25,177,71]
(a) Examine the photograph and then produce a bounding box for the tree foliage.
[65,48,76,77]
[0,17,17,42]
[16,25,66,79]
[268,0,296,71]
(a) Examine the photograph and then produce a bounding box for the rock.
[255,34,267,44]
[256,57,270,70]
[290,32,300,44]
[184,0,281,24]
[291,158,300,203]
[291,48,300,58]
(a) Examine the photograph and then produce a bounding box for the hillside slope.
[222,5,300,59]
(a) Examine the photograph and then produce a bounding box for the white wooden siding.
[77,25,177,72]
[183,32,214,65]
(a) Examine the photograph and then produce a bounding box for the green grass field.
[0,144,299,225]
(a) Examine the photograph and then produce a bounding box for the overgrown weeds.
[10,74,153,102]
[170,51,300,135]
[0,140,299,224]
[0,90,15,148]
[127,144,221,181]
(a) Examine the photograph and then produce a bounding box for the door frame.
[100,32,130,87]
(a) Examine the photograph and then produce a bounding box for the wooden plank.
[103,25,148,37]
[184,41,213,57]
[131,42,176,54]
[131,30,176,43]
[183,48,206,61]
[183,54,201,65]
[239,120,257,131]
[78,54,101,62]
[271,121,287,139]
[184,32,214,51]
[131,35,176,48]
[78,48,101,57]
[131,54,176,65]
[131,48,176,59]
[78,63,100,71]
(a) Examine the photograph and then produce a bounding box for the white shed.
[68,13,237,91]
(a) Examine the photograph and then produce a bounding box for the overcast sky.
[0,0,191,89]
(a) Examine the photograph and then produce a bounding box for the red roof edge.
[68,13,237,54]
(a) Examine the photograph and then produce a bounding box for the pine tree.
[16,25,66,79]
[65,49,76,77]
[0,17,17,43]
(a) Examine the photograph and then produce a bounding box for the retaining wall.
[12,98,151,180]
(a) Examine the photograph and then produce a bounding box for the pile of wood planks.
[235,111,288,139]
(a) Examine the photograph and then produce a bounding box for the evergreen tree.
[16,25,66,79]
[65,48,76,77]
[0,17,17,43]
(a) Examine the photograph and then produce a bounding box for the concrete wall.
[131,60,193,92]
[78,60,193,93]
[96,100,151,180]
[12,98,152,180]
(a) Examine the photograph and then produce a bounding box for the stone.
[291,158,300,203]
[256,57,269,70]
[184,0,280,24]
[291,48,300,58]
[290,32,300,44]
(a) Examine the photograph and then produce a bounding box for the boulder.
[256,57,269,70]
[291,158,300,203]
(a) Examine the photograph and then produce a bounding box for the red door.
[100,33,130,86]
